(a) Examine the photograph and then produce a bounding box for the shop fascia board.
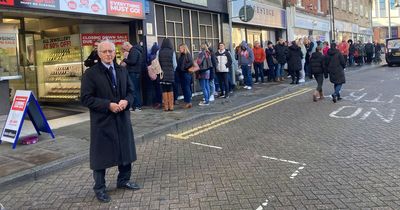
[372,18,400,27]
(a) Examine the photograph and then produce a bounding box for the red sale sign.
[11,96,28,111]
[0,0,14,6]
[107,0,144,19]
[81,33,129,46]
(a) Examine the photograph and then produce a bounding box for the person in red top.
[253,41,266,83]
[338,39,349,66]
[322,41,330,56]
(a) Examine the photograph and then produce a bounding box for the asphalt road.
[1,65,400,210]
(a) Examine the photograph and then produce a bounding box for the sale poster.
[107,0,144,19]
[0,0,14,6]
[81,33,128,46]
[60,0,107,15]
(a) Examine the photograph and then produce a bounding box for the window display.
[36,34,83,101]
[0,25,20,78]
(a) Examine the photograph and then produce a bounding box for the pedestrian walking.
[238,41,254,90]
[310,47,327,101]
[177,44,193,108]
[325,43,346,103]
[215,42,232,98]
[122,41,144,111]
[287,41,303,84]
[253,41,266,83]
[147,42,162,109]
[265,41,277,82]
[81,40,140,203]
[274,38,288,81]
[158,38,177,111]
[84,40,101,68]
[196,43,213,106]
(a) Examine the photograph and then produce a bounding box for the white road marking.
[255,199,269,210]
[262,156,305,165]
[290,166,306,179]
[190,142,222,149]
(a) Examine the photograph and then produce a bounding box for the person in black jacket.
[348,39,355,66]
[158,38,177,111]
[215,42,232,98]
[84,40,101,68]
[287,41,303,84]
[274,38,288,81]
[310,47,327,102]
[177,44,193,108]
[81,40,140,203]
[122,42,144,111]
[365,41,374,64]
[325,43,346,103]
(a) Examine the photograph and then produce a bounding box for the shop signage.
[36,35,80,50]
[16,0,58,10]
[81,33,128,46]
[359,27,373,36]
[295,14,330,32]
[0,90,54,149]
[181,0,207,7]
[60,0,106,15]
[0,34,17,48]
[107,0,144,19]
[232,0,286,29]
[0,0,14,6]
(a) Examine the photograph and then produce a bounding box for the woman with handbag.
[158,38,177,111]
[177,44,194,108]
[196,43,213,106]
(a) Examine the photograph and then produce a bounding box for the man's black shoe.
[95,191,111,203]
[332,94,337,103]
[117,182,141,191]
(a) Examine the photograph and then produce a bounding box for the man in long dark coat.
[81,40,140,203]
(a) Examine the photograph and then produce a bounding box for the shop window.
[167,22,175,36]
[176,38,184,49]
[191,11,199,37]
[183,10,191,37]
[185,38,191,50]
[199,12,211,25]
[176,23,183,36]
[206,26,213,38]
[166,7,182,22]
[200,25,206,38]
[213,14,219,38]
[156,5,166,35]
[193,39,200,51]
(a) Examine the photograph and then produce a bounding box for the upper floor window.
[297,0,303,8]
[317,0,322,13]
[341,0,347,10]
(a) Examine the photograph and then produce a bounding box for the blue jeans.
[348,54,354,66]
[334,84,343,97]
[241,65,252,87]
[209,79,215,96]
[179,72,192,103]
[254,62,264,83]
[276,63,284,78]
[199,78,210,103]
[129,72,142,108]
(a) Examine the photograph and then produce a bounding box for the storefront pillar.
[0,80,10,115]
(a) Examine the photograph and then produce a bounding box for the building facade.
[372,0,400,43]
[332,0,373,43]
[286,0,331,43]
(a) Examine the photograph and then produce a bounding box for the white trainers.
[244,86,249,89]
[247,86,252,90]
[209,95,215,102]
[199,101,210,106]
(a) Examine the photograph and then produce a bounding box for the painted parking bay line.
[167,88,312,140]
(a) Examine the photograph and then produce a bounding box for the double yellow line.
[167,88,312,140]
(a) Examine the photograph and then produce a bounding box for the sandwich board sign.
[0,90,54,149]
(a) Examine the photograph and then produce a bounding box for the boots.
[319,90,324,100]
[162,92,169,111]
[313,91,319,102]
[167,92,174,111]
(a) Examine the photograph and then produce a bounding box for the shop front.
[0,0,145,114]
[287,9,330,43]
[231,0,286,47]
[335,20,354,42]
[358,27,373,43]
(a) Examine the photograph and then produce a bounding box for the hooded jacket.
[238,41,254,66]
[287,45,303,72]
[215,49,232,73]
[325,48,346,84]
[158,38,176,83]
[123,44,144,73]
[310,51,326,75]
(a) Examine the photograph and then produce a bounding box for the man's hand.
[118,100,128,110]
[109,103,122,113]
[123,51,129,59]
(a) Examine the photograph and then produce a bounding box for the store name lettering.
[254,6,275,17]
[110,2,141,14]
[43,36,72,49]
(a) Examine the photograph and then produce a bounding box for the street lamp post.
[389,0,392,39]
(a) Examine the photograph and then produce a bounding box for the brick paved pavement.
[1,65,400,209]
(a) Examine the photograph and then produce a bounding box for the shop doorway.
[247,30,262,47]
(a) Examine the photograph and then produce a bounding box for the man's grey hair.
[98,40,116,52]
[122,41,133,48]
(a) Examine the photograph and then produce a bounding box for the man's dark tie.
[108,66,116,88]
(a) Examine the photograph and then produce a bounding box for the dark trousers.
[93,164,132,193]
[154,77,162,104]
[129,72,142,108]
[291,70,300,83]
[253,62,264,83]
[216,72,229,96]
[161,83,174,92]
[314,74,324,92]
[178,72,192,103]
[366,53,373,64]
[267,63,275,81]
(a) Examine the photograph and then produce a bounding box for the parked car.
[385,38,400,66]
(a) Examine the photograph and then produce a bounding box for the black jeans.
[314,74,324,92]
[216,72,229,96]
[161,83,174,92]
[366,53,373,64]
[253,62,264,83]
[291,70,300,83]
[93,164,132,193]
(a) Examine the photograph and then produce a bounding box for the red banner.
[107,0,143,18]
[11,96,28,111]
[81,33,129,46]
[0,0,14,6]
